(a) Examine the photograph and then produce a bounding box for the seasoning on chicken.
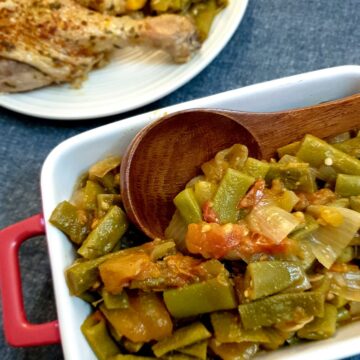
[0,0,200,92]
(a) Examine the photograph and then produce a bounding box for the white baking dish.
[2,65,360,360]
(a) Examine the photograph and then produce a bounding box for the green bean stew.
[50,132,360,360]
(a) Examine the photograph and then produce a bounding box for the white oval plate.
[0,0,248,120]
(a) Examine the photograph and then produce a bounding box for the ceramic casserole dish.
[1,65,360,360]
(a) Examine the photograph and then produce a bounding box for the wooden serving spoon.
[120,93,360,239]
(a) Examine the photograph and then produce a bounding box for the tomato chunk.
[186,222,296,260]
[186,222,248,259]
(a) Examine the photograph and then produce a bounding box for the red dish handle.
[0,214,60,346]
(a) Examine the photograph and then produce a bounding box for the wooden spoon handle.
[224,93,360,159]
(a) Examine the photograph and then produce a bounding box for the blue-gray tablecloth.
[0,0,359,359]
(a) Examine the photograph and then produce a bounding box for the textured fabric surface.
[0,0,359,359]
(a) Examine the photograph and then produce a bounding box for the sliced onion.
[329,272,360,302]
[307,207,360,269]
[247,205,300,244]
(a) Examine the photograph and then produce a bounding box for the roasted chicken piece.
[0,0,200,92]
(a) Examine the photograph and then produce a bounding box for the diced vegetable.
[243,157,270,179]
[78,206,129,259]
[244,261,308,300]
[209,340,259,360]
[238,292,324,329]
[152,322,211,357]
[350,301,360,316]
[210,311,270,343]
[185,222,247,259]
[72,180,105,211]
[191,0,219,42]
[100,292,173,343]
[66,252,118,296]
[266,162,317,192]
[163,274,237,318]
[350,196,360,212]
[297,303,337,340]
[177,340,208,360]
[81,311,120,360]
[122,338,144,353]
[212,168,255,224]
[277,141,301,158]
[296,134,360,175]
[50,200,90,244]
[97,194,122,217]
[102,288,129,309]
[335,174,360,197]
[261,328,289,350]
[337,307,351,322]
[164,210,188,251]
[333,136,360,158]
[194,180,217,207]
[201,144,248,183]
[174,188,202,224]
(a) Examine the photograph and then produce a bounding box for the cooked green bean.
[350,196,360,212]
[244,261,307,300]
[122,339,144,353]
[97,194,122,217]
[164,210,188,251]
[177,340,207,360]
[261,328,288,350]
[152,322,211,357]
[191,0,218,42]
[173,188,202,224]
[297,303,337,340]
[81,312,120,360]
[238,292,324,329]
[66,255,113,296]
[266,162,317,192]
[49,200,90,245]
[337,306,351,322]
[296,134,360,175]
[163,274,237,318]
[209,340,259,360]
[212,168,255,223]
[102,288,129,309]
[211,311,270,343]
[277,141,301,158]
[194,180,217,207]
[333,136,360,158]
[329,295,348,308]
[243,157,270,179]
[73,180,105,211]
[335,174,360,197]
[78,206,129,259]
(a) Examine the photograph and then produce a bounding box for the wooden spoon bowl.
[120,93,360,239]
